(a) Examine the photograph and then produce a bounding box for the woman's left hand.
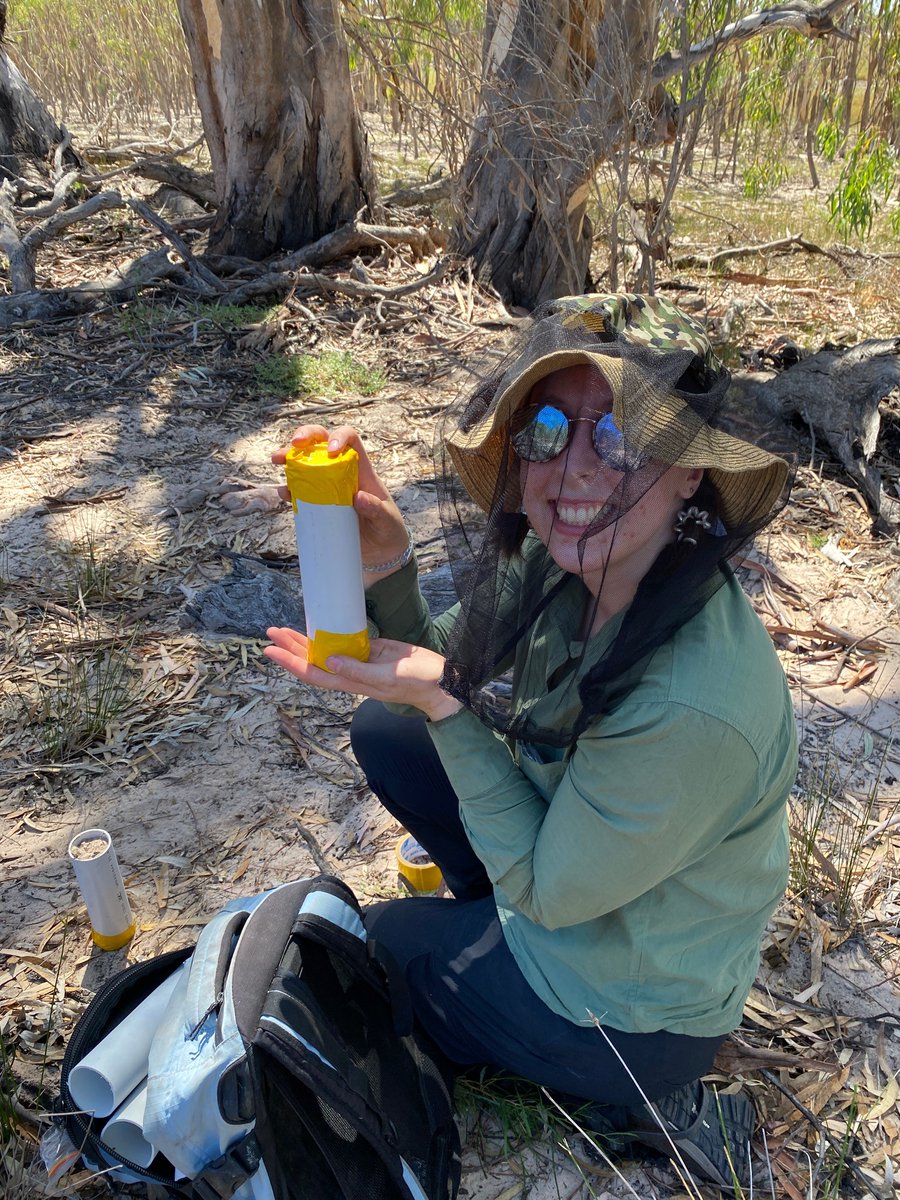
[265,629,462,723]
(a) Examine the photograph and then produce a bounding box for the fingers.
[270,423,329,465]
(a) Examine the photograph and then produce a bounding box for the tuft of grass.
[455,1072,588,1164]
[35,641,137,763]
[60,532,113,610]
[0,1032,16,1143]
[254,350,386,398]
[790,733,889,927]
[117,298,278,339]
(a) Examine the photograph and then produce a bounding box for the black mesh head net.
[435,293,794,748]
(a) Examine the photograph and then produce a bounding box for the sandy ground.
[1,275,899,1198]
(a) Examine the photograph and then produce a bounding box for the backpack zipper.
[189,991,224,1039]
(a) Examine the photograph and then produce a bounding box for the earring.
[674,505,711,546]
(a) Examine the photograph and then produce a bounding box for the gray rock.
[182,557,458,639]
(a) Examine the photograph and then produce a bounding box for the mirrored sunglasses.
[510,404,649,472]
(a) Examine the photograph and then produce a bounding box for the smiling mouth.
[553,501,606,528]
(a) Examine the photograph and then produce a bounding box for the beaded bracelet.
[362,529,414,574]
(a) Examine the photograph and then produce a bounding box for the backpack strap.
[184,910,248,1036]
[192,1130,262,1200]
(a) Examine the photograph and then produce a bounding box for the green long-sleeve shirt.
[365,545,797,1036]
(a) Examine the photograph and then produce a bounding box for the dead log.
[127,156,216,208]
[206,220,443,279]
[383,176,453,208]
[731,339,900,533]
[0,248,184,328]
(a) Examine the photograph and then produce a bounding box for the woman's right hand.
[272,424,410,575]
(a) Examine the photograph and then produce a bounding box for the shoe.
[633,1080,755,1190]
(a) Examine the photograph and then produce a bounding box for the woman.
[266,295,797,1189]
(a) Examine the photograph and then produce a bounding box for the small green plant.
[455,1073,560,1159]
[118,298,278,338]
[820,1091,858,1198]
[790,733,889,926]
[61,531,113,609]
[742,159,788,201]
[254,351,386,398]
[828,131,897,240]
[0,1032,16,1142]
[34,639,138,763]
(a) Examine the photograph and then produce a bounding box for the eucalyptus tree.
[177,0,375,258]
[451,0,857,308]
[0,0,76,182]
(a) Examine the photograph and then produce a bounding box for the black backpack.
[58,875,461,1200]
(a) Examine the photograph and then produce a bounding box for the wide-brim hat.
[446,295,789,532]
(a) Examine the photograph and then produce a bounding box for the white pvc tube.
[100,1080,157,1168]
[68,962,187,1118]
[294,502,367,637]
[67,829,134,950]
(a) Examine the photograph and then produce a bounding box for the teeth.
[556,503,602,527]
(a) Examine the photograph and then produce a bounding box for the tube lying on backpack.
[67,962,187,1118]
[101,1081,157,1169]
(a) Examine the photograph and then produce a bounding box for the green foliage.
[36,643,136,763]
[455,1074,560,1158]
[118,299,278,338]
[743,159,788,200]
[254,351,386,398]
[828,130,897,239]
[815,117,843,163]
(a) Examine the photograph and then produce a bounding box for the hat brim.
[446,350,788,530]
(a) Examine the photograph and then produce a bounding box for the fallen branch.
[24,189,125,254]
[128,197,225,295]
[20,168,81,219]
[222,255,451,306]
[208,219,444,279]
[0,248,184,328]
[674,233,846,270]
[127,156,217,208]
[383,176,453,207]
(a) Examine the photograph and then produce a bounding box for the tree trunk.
[451,0,660,309]
[177,0,376,259]
[0,3,74,182]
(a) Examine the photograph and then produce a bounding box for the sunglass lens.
[592,411,645,471]
[511,404,570,462]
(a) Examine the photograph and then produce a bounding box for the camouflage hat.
[446,292,788,531]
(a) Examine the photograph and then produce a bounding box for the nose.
[566,418,598,478]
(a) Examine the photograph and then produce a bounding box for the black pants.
[352,699,722,1107]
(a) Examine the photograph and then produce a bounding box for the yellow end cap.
[309,628,370,671]
[284,443,359,507]
[396,836,443,893]
[91,923,135,951]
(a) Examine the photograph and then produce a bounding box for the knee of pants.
[350,698,427,778]
[350,698,389,776]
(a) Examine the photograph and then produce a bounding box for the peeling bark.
[177,0,376,259]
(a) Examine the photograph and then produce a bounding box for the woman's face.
[519,364,702,598]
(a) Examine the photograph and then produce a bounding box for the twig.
[23,169,81,219]
[128,198,225,294]
[759,1069,880,1198]
[292,817,337,877]
[674,233,847,271]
